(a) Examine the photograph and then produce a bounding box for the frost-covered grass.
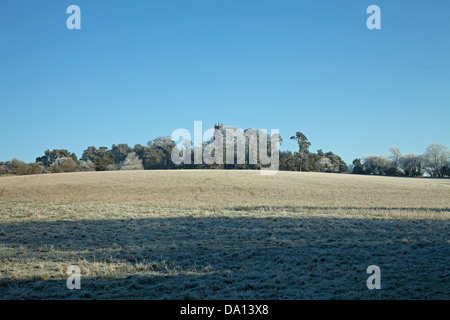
[0,170,449,299]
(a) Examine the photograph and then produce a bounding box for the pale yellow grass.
[0,170,449,214]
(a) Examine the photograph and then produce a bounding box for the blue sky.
[0,0,449,164]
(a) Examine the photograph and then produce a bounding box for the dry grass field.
[0,170,449,299]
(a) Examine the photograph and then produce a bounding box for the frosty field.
[0,170,449,299]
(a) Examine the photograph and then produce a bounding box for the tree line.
[0,125,449,178]
[351,144,450,178]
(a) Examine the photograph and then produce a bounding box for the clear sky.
[1,0,449,165]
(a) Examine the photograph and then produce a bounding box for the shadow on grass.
[0,215,448,299]
[232,205,450,212]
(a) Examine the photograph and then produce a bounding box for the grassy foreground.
[0,170,449,299]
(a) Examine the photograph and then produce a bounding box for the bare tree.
[119,152,144,170]
[363,155,390,175]
[423,143,450,177]
[389,146,402,167]
[318,157,333,172]
[79,160,96,172]
[399,154,423,177]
